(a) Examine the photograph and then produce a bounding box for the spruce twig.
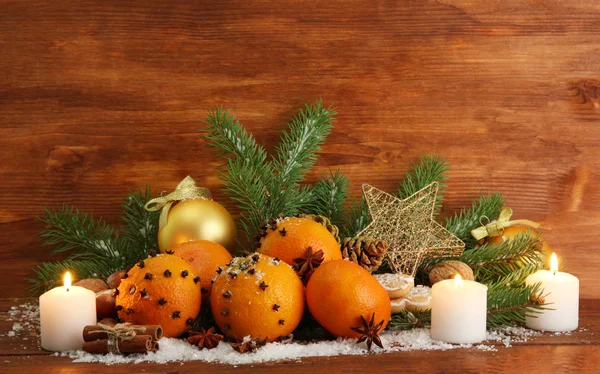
[486,278,548,329]
[120,186,160,266]
[444,193,504,249]
[30,188,159,294]
[397,154,449,215]
[307,169,349,228]
[341,196,370,238]
[387,309,431,331]
[201,101,336,246]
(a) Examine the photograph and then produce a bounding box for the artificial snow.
[2,302,559,366]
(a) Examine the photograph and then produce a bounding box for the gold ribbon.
[470,208,540,241]
[144,176,212,229]
[90,322,147,354]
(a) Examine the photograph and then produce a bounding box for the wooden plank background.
[1,0,599,299]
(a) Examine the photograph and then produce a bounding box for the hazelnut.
[74,278,108,293]
[107,270,127,289]
[96,289,117,320]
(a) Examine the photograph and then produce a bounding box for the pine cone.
[341,236,389,272]
[299,214,340,243]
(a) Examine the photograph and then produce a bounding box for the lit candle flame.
[550,253,558,275]
[64,271,72,291]
[454,273,463,287]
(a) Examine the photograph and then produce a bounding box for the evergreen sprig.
[341,196,370,238]
[30,187,158,294]
[307,169,349,228]
[397,154,449,215]
[387,309,432,331]
[444,193,505,249]
[486,276,548,329]
[201,101,336,247]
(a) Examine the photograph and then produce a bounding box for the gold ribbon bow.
[90,322,147,354]
[470,208,539,241]
[144,176,212,229]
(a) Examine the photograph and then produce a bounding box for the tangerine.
[487,226,550,253]
[211,253,305,342]
[116,254,201,338]
[258,217,341,266]
[170,239,233,303]
[306,259,391,338]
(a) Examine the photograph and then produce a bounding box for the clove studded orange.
[170,239,232,304]
[116,254,201,338]
[258,217,342,267]
[210,253,305,342]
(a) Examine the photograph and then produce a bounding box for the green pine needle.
[30,188,160,294]
[387,309,431,331]
[486,278,548,329]
[307,169,349,228]
[201,101,336,248]
[445,193,505,249]
[341,196,370,238]
[397,154,449,215]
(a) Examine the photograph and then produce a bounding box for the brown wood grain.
[1,298,600,372]
[1,0,599,298]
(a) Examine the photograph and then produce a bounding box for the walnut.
[74,278,109,293]
[429,261,474,285]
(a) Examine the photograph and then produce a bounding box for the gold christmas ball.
[158,198,237,253]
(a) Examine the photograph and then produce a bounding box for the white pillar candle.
[525,253,579,332]
[431,275,488,344]
[39,272,96,351]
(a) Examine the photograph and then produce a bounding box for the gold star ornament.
[358,182,464,277]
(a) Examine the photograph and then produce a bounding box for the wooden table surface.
[1,298,599,373]
[1,0,600,372]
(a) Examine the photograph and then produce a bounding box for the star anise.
[229,336,268,353]
[187,327,224,350]
[293,247,324,281]
[350,313,384,351]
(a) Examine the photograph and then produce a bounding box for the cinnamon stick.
[83,324,163,342]
[82,335,153,354]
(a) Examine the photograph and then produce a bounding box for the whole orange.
[306,259,391,338]
[170,240,233,303]
[116,254,201,338]
[487,226,550,253]
[211,253,305,342]
[258,217,342,266]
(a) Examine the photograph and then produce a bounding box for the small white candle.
[39,272,96,351]
[431,275,488,344]
[525,253,579,332]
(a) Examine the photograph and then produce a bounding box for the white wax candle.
[525,253,579,332]
[39,272,96,351]
[431,276,488,344]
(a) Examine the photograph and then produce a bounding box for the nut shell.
[429,261,474,285]
[96,289,117,320]
[74,278,109,293]
[107,270,127,289]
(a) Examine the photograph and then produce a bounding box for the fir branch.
[201,107,270,168]
[463,233,544,284]
[120,186,160,267]
[397,154,448,215]
[419,232,544,283]
[444,193,505,249]
[487,279,547,329]
[38,206,124,264]
[201,101,336,246]
[341,196,370,238]
[387,309,431,331]
[307,169,349,227]
[272,101,335,185]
